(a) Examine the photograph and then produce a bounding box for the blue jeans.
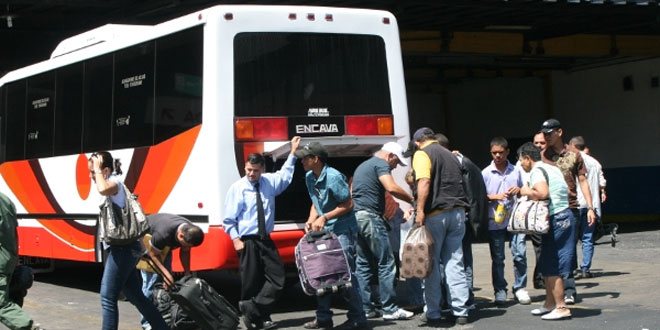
[316,231,366,324]
[141,254,172,329]
[100,242,169,330]
[540,208,576,277]
[423,208,469,319]
[488,229,527,295]
[578,208,596,271]
[355,211,398,314]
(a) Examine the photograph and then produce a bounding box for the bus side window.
[26,72,55,159]
[54,63,84,156]
[113,41,155,149]
[5,80,26,161]
[83,54,113,153]
[0,86,5,163]
[154,26,203,143]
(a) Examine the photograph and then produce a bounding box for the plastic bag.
[400,223,434,279]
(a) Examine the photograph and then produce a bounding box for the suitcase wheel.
[345,282,352,289]
[316,288,325,295]
[331,286,338,293]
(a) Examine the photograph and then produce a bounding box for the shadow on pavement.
[570,307,602,319]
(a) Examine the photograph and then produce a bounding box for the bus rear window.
[234,33,391,117]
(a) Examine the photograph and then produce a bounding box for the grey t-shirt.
[351,157,392,215]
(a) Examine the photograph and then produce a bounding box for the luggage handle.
[140,253,176,289]
[306,229,333,243]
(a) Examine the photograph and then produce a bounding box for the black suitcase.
[139,254,239,330]
[169,275,239,330]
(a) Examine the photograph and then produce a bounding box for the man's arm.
[308,198,354,232]
[271,136,301,195]
[147,247,175,289]
[415,178,430,226]
[578,174,597,226]
[379,174,413,204]
[222,185,245,252]
[179,246,191,275]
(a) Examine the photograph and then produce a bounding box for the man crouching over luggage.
[140,213,204,330]
[296,142,368,330]
[223,136,301,330]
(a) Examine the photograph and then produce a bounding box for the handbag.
[99,182,150,245]
[507,167,550,234]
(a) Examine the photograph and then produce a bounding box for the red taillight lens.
[345,115,394,136]
[235,117,288,141]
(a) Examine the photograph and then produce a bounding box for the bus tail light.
[235,117,288,141]
[345,115,394,135]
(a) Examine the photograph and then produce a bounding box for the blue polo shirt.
[304,165,357,235]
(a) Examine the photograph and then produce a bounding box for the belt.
[427,207,463,218]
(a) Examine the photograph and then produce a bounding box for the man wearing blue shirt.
[296,142,367,330]
[223,136,301,330]
[481,136,528,306]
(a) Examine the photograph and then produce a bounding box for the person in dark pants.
[223,136,301,330]
[140,213,204,330]
[0,192,43,330]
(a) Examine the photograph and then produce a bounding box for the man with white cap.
[351,142,415,321]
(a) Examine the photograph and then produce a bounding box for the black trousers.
[238,236,285,317]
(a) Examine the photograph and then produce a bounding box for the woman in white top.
[89,152,169,330]
[518,143,573,321]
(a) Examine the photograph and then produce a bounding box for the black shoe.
[303,318,333,330]
[580,270,593,279]
[334,320,368,330]
[419,313,444,326]
[262,320,277,330]
[239,300,262,330]
[534,281,546,289]
[454,316,469,325]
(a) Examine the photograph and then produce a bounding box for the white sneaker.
[564,295,575,305]
[515,289,531,305]
[383,308,414,320]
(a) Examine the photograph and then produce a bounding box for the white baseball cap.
[381,142,408,166]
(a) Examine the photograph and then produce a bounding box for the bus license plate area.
[289,117,344,138]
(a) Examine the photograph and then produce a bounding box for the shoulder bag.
[507,167,551,235]
[99,182,150,245]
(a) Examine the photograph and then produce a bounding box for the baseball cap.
[294,142,328,160]
[413,127,435,142]
[381,142,408,166]
[402,140,416,158]
[540,119,561,134]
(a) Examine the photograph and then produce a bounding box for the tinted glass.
[0,86,5,162]
[155,26,203,143]
[234,33,391,117]
[113,41,155,148]
[83,54,113,152]
[54,63,84,156]
[26,72,55,158]
[5,81,26,161]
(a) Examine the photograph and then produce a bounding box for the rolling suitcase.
[140,254,239,330]
[295,229,352,296]
[169,275,239,330]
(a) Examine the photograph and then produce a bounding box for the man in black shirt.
[141,213,204,330]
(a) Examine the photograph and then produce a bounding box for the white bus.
[0,5,410,271]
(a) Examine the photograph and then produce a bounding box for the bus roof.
[0,5,397,86]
